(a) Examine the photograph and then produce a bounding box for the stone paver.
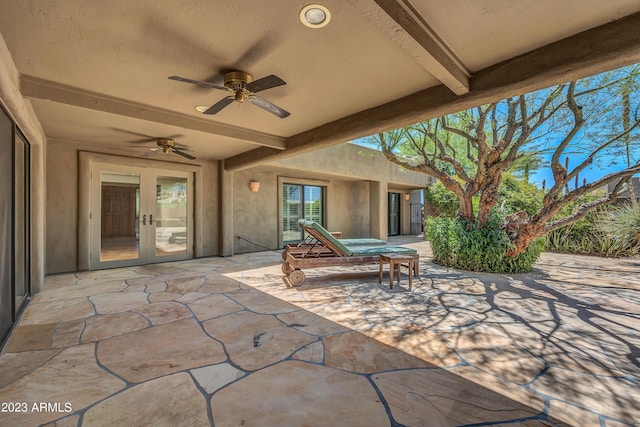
[0,240,638,427]
[210,360,390,427]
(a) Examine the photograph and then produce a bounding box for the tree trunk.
[458,196,475,222]
[477,176,502,227]
[504,222,545,257]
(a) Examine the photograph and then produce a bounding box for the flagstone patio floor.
[1,237,638,426]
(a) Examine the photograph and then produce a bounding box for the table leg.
[408,260,413,290]
[379,259,383,284]
[389,262,394,289]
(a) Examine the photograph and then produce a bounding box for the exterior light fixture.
[300,4,331,28]
[249,181,260,192]
[404,193,411,201]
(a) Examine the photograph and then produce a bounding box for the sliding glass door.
[90,163,193,269]
[0,106,30,346]
[282,183,324,245]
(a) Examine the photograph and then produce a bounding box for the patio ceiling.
[1,1,639,169]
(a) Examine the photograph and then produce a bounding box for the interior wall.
[46,140,220,274]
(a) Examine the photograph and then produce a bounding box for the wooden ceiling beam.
[20,76,287,150]
[225,12,640,171]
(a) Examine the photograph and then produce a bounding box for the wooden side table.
[378,253,419,290]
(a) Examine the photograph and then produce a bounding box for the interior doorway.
[90,162,193,269]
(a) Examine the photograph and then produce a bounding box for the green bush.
[425,181,459,217]
[498,174,544,216]
[425,212,544,273]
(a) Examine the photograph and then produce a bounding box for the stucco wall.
[233,168,280,253]
[46,140,78,273]
[327,181,370,238]
[45,140,220,274]
[273,143,430,187]
[232,167,377,254]
[230,143,430,254]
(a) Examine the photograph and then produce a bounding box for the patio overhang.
[224,11,640,171]
[0,1,638,164]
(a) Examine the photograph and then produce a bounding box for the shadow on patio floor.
[0,239,638,426]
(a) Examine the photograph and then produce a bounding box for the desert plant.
[599,202,640,251]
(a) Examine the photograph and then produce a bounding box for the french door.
[90,162,193,269]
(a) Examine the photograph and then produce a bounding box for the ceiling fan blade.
[204,97,235,114]
[248,95,290,118]
[246,75,286,93]
[168,75,230,92]
[173,150,196,160]
[173,145,193,152]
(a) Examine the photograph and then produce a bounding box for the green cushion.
[298,219,417,257]
[340,238,387,247]
[298,219,353,256]
[349,245,417,256]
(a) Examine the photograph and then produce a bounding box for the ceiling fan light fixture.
[300,4,331,28]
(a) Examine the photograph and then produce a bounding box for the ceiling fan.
[169,71,290,118]
[131,138,196,160]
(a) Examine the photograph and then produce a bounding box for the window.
[282,183,325,244]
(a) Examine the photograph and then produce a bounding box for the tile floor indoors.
[0,237,638,427]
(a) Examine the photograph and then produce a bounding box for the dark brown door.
[101,185,137,237]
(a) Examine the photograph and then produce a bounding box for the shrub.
[498,174,544,216]
[546,203,639,257]
[425,212,543,273]
[425,181,459,217]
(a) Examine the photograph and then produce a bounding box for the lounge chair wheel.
[281,250,287,261]
[288,269,306,287]
[281,262,293,274]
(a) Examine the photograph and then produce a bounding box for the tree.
[371,64,640,258]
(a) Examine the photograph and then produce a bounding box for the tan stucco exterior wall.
[0,34,47,293]
[230,143,430,254]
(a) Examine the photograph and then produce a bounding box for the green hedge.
[425,213,544,273]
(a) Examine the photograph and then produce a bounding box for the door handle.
[150,214,154,225]
[142,214,146,225]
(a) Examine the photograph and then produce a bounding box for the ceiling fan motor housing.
[156,138,175,148]
[225,71,252,102]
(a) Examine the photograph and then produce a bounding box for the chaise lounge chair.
[282,219,417,286]
[282,219,387,260]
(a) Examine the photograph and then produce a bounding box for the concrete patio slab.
[0,238,638,426]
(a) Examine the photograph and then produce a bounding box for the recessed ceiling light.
[300,4,331,28]
[195,105,209,113]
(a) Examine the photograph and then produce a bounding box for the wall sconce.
[404,193,410,201]
[249,181,260,192]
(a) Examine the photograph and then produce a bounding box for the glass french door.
[90,163,193,269]
[282,184,324,245]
